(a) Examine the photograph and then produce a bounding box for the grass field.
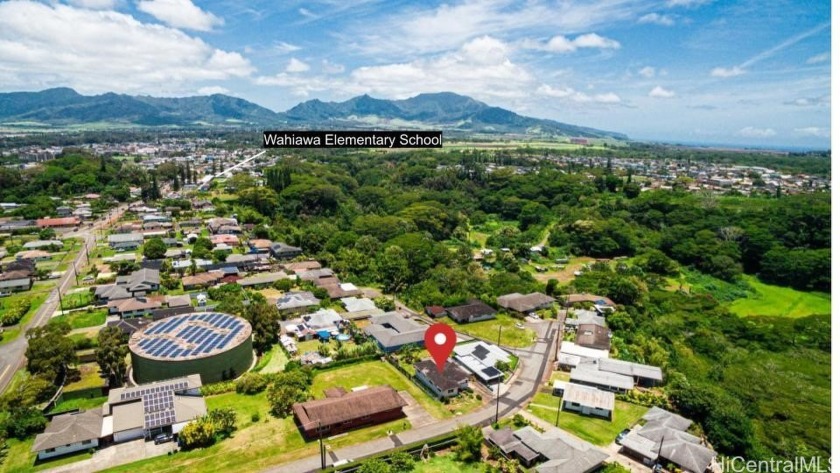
[0,291,50,346]
[413,453,485,473]
[527,392,648,446]
[254,344,288,373]
[49,309,106,330]
[2,437,95,473]
[527,256,596,284]
[64,362,106,391]
[103,390,409,473]
[311,360,454,419]
[729,276,830,318]
[49,395,108,414]
[441,313,536,348]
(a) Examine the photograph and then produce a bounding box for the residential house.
[453,341,511,385]
[298,268,334,283]
[424,306,447,318]
[597,358,663,387]
[106,317,153,336]
[236,271,288,289]
[496,292,555,314]
[0,270,33,294]
[569,365,634,393]
[561,383,614,419]
[247,239,273,254]
[115,268,160,296]
[556,341,609,370]
[37,217,80,228]
[563,293,616,313]
[283,260,322,273]
[31,410,103,460]
[23,240,63,250]
[210,234,239,247]
[94,284,131,303]
[269,242,303,260]
[575,323,610,351]
[55,206,72,217]
[340,297,384,320]
[108,233,144,249]
[206,218,239,234]
[292,385,407,439]
[364,312,427,353]
[181,271,224,290]
[319,281,363,300]
[414,359,470,399]
[108,297,162,318]
[303,308,342,332]
[16,250,50,261]
[446,300,497,324]
[563,309,606,330]
[620,407,716,473]
[484,425,607,473]
[276,291,320,315]
[104,375,206,442]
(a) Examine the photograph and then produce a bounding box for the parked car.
[615,428,631,444]
[154,433,173,444]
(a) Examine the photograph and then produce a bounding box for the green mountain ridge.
[0,88,627,139]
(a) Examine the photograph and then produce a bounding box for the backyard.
[526,392,648,446]
[253,344,289,373]
[441,313,535,348]
[49,308,107,330]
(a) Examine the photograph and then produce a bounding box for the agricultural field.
[729,275,830,318]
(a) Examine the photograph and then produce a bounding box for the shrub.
[200,381,236,396]
[1,298,31,326]
[235,373,269,394]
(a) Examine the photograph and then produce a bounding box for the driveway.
[42,438,177,473]
[398,391,436,429]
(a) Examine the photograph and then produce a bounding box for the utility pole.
[495,324,502,423]
[555,390,562,426]
[318,421,325,470]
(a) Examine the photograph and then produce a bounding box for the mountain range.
[0,88,627,139]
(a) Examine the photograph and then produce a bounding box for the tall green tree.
[143,237,167,260]
[25,323,76,382]
[96,326,128,387]
[242,301,280,355]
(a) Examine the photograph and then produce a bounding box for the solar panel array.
[117,380,191,430]
[134,312,247,359]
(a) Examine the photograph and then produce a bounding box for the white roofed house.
[561,383,614,419]
[31,409,103,460]
[453,341,512,385]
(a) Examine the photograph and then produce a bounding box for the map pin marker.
[425,323,457,373]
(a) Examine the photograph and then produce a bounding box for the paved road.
[0,206,126,394]
[265,320,558,473]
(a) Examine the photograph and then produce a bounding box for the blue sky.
[0,0,830,148]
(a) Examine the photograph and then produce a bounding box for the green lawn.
[254,345,289,374]
[49,395,108,414]
[413,453,485,473]
[63,362,106,391]
[312,360,453,419]
[527,392,648,446]
[49,309,106,330]
[729,276,831,318]
[442,313,536,348]
[103,391,409,473]
[0,291,50,346]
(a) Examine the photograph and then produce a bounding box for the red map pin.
[425,323,457,373]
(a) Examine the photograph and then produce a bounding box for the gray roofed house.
[94,284,132,302]
[598,358,663,386]
[298,268,335,282]
[485,425,608,473]
[106,317,152,336]
[569,365,634,393]
[414,359,470,399]
[303,308,342,331]
[561,383,614,419]
[620,407,715,473]
[364,312,426,353]
[236,271,288,288]
[446,300,497,324]
[340,297,384,320]
[453,341,511,385]
[32,409,103,460]
[497,292,555,313]
[0,271,33,293]
[563,309,606,328]
[276,291,321,314]
[23,240,64,250]
[108,233,144,248]
[117,268,160,296]
[270,242,303,260]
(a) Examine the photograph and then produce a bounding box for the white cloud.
[710,66,745,77]
[638,13,675,26]
[537,84,620,103]
[274,41,301,53]
[0,1,252,94]
[794,127,829,138]
[321,60,345,74]
[351,0,648,57]
[285,58,310,73]
[648,85,675,98]
[67,0,118,9]
[531,33,621,53]
[666,0,712,7]
[298,7,317,19]
[806,52,830,64]
[638,66,656,78]
[137,0,223,31]
[786,95,830,107]
[737,126,776,138]
[197,86,229,95]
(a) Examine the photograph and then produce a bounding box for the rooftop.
[129,312,252,361]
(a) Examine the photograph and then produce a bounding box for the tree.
[388,451,415,472]
[37,228,56,240]
[208,408,237,438]
[357,459,392,473]
[108,260,139,276]
[179,416,216,449]
[267,382,307,418]
[143,237,167,260]
[96,326,128,387]
[377,246,410,293]
[25,323,76,381]
[242,301,280,355]
[545,278,559,296]
[373,296,396,311]
[453,425,483,463]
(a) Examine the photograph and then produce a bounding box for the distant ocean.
[635,139,829,153]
